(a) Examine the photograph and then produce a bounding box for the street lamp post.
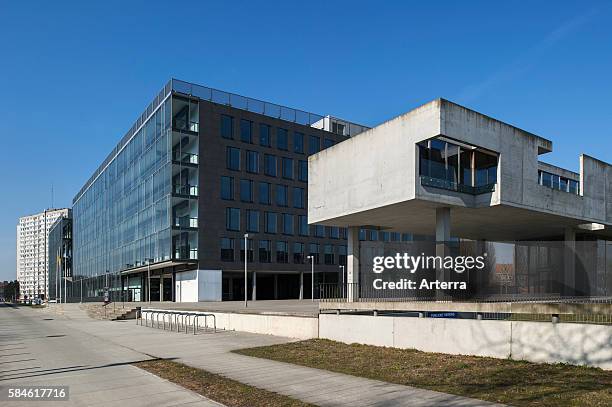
[244,234,249,308]
[307,255,314,302]
[339,265,345,297]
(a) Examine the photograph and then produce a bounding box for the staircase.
[80,303,139,321]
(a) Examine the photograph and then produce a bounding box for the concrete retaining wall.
[319,314,612,369]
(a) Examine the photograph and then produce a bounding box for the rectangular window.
[220,237,234,261]
[308,243,320,264]
[569,179,579,194]
[282,157,294,179]
[220,176,233,200]
[259,124,271,147]
[246,151,259,173]
[264,154,277,177]
[240,179,253,202]
[226,208,240,231]
[276,184,288,206]
[324,244,334,265]
[370,230,379,241]
[338,245,347,265]
[240,238,254,262]
[221,115,233,139]
[293,187,304,208]
[282,213,294,235]
[265,212,277,233]
[293,242,304,264]
[298,160,308,182]
[246,210,260,232]
[259,240,271,263]
[332,122,345,135]
[314,224,325,238]
[226,147,240,171]
[294,132,304,153]
[329,226,339,239]
[323,138,335,149]
[298,215,309,236]
[258,182,271,205]
[308,135,320,155]
[277,128,288,150]
[276,241,289,263]
[240,119,252,143]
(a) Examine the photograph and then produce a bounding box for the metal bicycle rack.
[137,308,217,335]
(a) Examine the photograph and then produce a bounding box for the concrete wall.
[319,314,612,369]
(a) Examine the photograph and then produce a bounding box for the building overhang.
[120,260,197,275]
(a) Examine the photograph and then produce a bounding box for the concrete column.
[159,277,164,302]
[347,226,360,302]
[252,272,257,301]
[273,274,278,300]
[564,227,576,296]
[435,208,451,299]
[299,272,304,300]
[171,271,176,302]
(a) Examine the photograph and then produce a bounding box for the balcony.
[173,216,198,229]
[172,151,199,166]
[172,184,198,198]
[420,176,496,195]
[173,118,199,133]
[174,246,198,260]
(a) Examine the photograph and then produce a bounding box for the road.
[0,303,220,406]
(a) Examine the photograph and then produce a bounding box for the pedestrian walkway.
[46,303,503,407]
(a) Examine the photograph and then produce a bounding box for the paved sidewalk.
[45,304,503,407]
[0,304,222,407]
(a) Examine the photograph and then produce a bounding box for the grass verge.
[135,359,314,407]
[234,339,612,407]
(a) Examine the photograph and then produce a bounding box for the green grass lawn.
[234,339,612,407]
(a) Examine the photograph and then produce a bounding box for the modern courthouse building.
[309,98,612,300]
[16,208,70,301]
[71,79,368,302]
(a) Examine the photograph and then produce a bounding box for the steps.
[80,303,138,321]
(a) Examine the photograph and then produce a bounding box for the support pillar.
[435,207,451,299]
[171,270,176,302]
[273,274,278,300]
[347,226,360,302]
[564,227,576,296]
[159,277,164,302]
[252,271,257,301]
[299,272,304,300]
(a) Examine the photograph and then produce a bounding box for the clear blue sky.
[1,1,611,281]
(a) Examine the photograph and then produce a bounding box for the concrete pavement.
[34,303,503,407]
[0,303,222,406]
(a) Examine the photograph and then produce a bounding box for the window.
[282,213,294,235]
[220,238,234,261]
[259,124,271,147]
[332,122,345,135]
[338,245,347,265]
[276,241,288,263]
[246,151,259,173]
[293,242,305,264]
[277,128,288,150]
[323,138,335,149]
[401,233,413,242]
[264,154,277,177]
[314,225,325,238]
[298,215,309,236]
[221,115,233,139]
[226,208,240,231]
[324,244,334,265]
[294,132,304,153]
[240,238,253,262]
[246,210,260,232]
[370,230,378,241]
[329,226,339,239]
[265,212,277,233]
[258,182,271,205]
[539,170,579,194]
[308,243,320,264]
[226,147,240,170]
[569,179,579,194]
[240,179,253,202]
[298,160,308,182]
[220,176,233,200]
[293,187,304,208]
[308,135,320,155]
[282,157,294,179]
[276,184,288,206]
[259,240,271,263]
[240,119,252,143]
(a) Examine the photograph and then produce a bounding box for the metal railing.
[172,151,199,165]
[173,247,198,260]
[137,308,216,334]
[173,118,199,133]
[420,176,496,195]
[172,184,198,197]
[173,217,198,229]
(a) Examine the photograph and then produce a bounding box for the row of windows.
[221,114,335,154]
[226,208,331,236]
[226,147,308,181]
[538,170,580,195]
[220,237,346,265]
[221,177,305,208]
